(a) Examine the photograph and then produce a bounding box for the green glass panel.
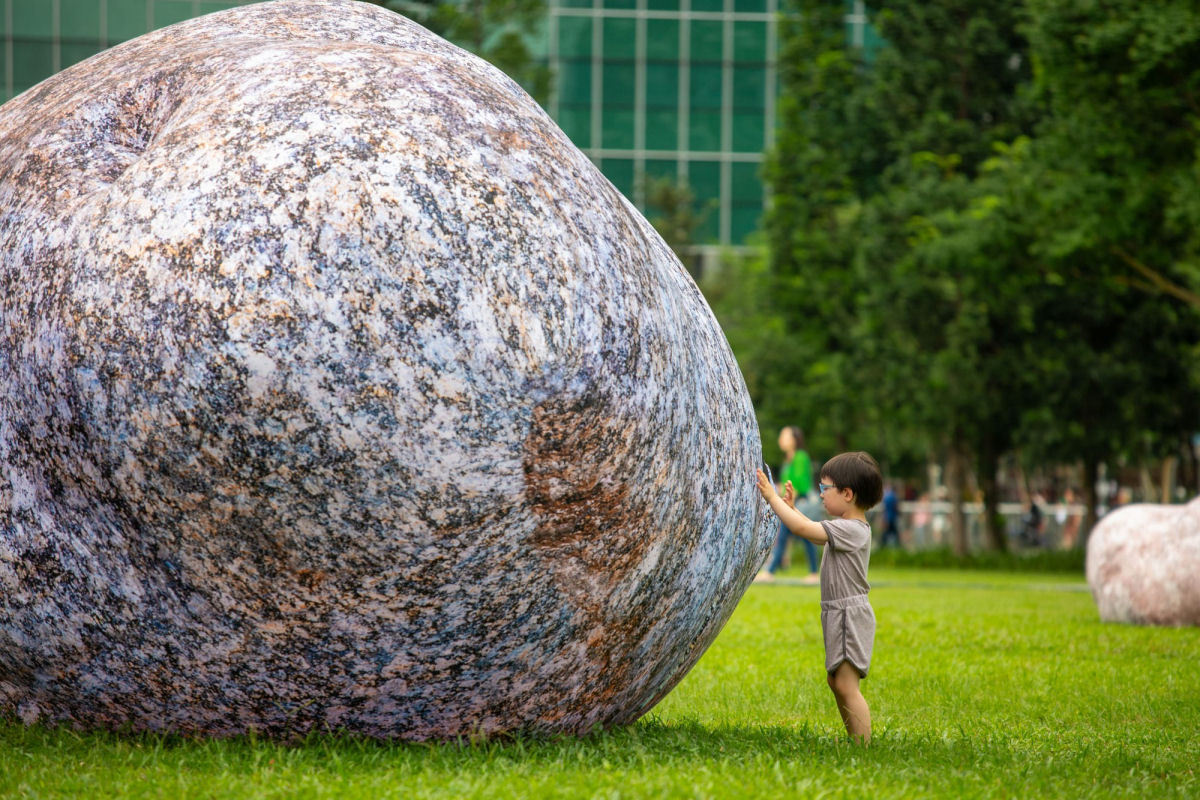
[559,0,593,7]
[732,66,765,110]
[646,0,680,10]
[688,64,722,110]
[60,0,102,40]
[557,16,592,58]
[690,21,722,63]
[603,17,636,60]
[692,206,719,240]
[731,205,762,242]
[645,110,678,151]
[602,158,635,198]
[731,112,765,152]
[12,41,53,88]
[107,0,149,42]
[688,111,721,151]
[602,0,636,8]
[688,160,720,202]
[645,19,679,61]
[559,60,592,103]
[60,42,105,70]
[687,160,721,242]
[557,108,591,148]
[198,2,245,15]
[12,2,53,38]
[602,62,635,108]
[731,161,761,203]
[602,110,635,150]
[645,159,678,182]
[691,0,723,12]
[642,160,679,214]
[645,62,677,109]
[153,1,195,28]
[734,0,766,12]
[733,21,766,63]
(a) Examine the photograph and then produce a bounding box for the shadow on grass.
[1,714,991,773]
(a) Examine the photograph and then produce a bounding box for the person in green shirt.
[756,426,819,583]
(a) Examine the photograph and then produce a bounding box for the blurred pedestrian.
[756,426,818,583]
[879,483,901,547]
[1060,487,1081,549]
[1018,495,1044,547]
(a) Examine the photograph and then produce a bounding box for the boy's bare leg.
[827,661,871,743]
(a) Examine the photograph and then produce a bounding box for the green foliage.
[871,1,1035,177]
[3,572,1198,798]
[642,176,716,276]
[718,0,1200,541]
[738,0,889,463]
[1016,0,1200,470]
[739,0,1044,514]
[1024,0,1200,289]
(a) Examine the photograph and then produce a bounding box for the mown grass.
[3,567,1197,799]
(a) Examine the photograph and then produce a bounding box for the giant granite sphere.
[0,0,772,738]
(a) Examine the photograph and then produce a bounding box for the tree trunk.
[946,445,968,557]
[1081,457,1100,548]
[1139,464,1157,502]
[471,0,483,50]
[1183,437,1199,497]
[1161,456,1177,504]
[979,450,1006,552]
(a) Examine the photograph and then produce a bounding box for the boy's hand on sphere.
[755,469,776,501]
[783,481,797,506]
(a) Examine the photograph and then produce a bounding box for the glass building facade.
[1,0,877,248]
[2,1,254,103]
[548,0,781,245]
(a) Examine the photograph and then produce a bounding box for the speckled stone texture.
[0,0,772,739]
[1086,498,1200,627]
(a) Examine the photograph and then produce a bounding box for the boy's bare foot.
[753,571,775,583]
[803,573,820,584]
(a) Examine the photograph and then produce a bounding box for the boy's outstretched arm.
[755,469,829,544]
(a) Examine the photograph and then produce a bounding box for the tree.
[642,176,715,277]
[1014,0,1200,538]
[753,0,891,462]
[721,0,1200,553]
[1023,0,1200,311]
[754,0,1040,550]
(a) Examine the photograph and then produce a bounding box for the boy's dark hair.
[820,451,883,509]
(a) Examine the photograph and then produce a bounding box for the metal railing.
[889,500,1089,551]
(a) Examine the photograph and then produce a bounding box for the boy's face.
[819,475,855,516]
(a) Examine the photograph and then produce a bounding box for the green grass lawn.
[3,567,1197,798]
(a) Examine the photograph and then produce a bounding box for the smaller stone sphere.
[1086,497,1200,627]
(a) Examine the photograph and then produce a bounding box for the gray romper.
[819,518,875,678]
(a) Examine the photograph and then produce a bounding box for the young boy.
[754,451,882,743]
